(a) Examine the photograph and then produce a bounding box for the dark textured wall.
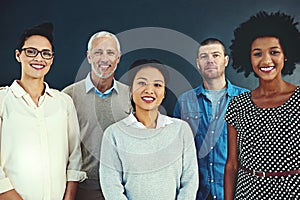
[1,0,299,113]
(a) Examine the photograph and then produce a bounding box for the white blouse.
[0,81,86,200]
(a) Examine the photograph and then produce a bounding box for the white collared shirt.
[0,81,86,199]
[123,112,174,129]
[85,73,119,95]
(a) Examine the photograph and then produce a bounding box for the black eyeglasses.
[21,47,54,60]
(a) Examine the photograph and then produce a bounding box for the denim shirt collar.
[195,79,235,97]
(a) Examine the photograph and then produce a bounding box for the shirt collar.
[85,72,119,94]
[10,80,54,98]
[195,79,235,97]
[123,112,174,129]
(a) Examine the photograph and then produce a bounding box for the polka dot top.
[225,86,300,199]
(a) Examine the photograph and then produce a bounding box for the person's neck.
[257,79,293,96]
[18,77,45,105]
[203,77,226,90]
[134,109,158,129]
[91,73,114,93]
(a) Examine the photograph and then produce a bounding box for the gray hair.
[87,31,121,54]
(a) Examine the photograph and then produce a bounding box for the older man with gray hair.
[63,31,132,199]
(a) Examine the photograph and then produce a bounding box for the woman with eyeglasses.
[99,59,198,200]
[0,22,86,199]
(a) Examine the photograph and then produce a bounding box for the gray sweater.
[100,114,199,200]
[63,78,131,187]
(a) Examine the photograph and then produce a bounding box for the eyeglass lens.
[22,48,54,59]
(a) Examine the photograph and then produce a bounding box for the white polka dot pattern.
[225,87,300,199]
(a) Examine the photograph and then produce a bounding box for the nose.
[144,83,154,94]
[33,52,44,61]
[206,55,214,63]
[100,53,109,62]
[261,53,272,65]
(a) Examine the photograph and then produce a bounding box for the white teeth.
[31,64,44,69]
[98,65,111,71]
[143,97,154,101]
[99,64,111,67]
[260,67,274,72]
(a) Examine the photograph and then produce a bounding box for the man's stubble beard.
[91,63,117,79]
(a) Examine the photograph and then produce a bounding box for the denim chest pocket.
[181,112,202,135]
[182,112,201,121]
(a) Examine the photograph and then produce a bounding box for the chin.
[137,105,159,112]
[145,106,159,112]
[96,71,114,79]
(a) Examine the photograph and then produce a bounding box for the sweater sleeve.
[99,126,128,200]
[65,94,87,182]
[177,121,199,200]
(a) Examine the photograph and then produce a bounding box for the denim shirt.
[173,80,248,200]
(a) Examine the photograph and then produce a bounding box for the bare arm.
[63,181,78,200]
[0,189,23,200]
[224,124,239,200]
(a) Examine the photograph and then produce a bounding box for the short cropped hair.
[199,38,227,56]
[87,31,121,54]
[230,11,300,77]
[16,22,54,51]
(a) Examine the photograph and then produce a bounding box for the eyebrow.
[251,48,260,52]
[93,48,116,51]
[23,47,52,51]
[212,51,222,54]
[252,46,281,51]
[136,77,164,83]
[199,51,222,55]
[153,80,164,83]
[136,77,147,81]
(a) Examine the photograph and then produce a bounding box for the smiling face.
[131,66,165,113]
[197,43,229,81]
[15,35,53,80]
[251,37,285,81]
[87,36,121,79]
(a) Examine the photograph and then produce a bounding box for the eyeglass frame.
[21,47,55,60]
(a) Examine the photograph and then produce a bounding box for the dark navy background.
[1,0,299,114]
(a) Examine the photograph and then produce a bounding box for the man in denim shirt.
[173,38,248,200]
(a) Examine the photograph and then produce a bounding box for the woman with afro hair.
[224,11,300,199]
